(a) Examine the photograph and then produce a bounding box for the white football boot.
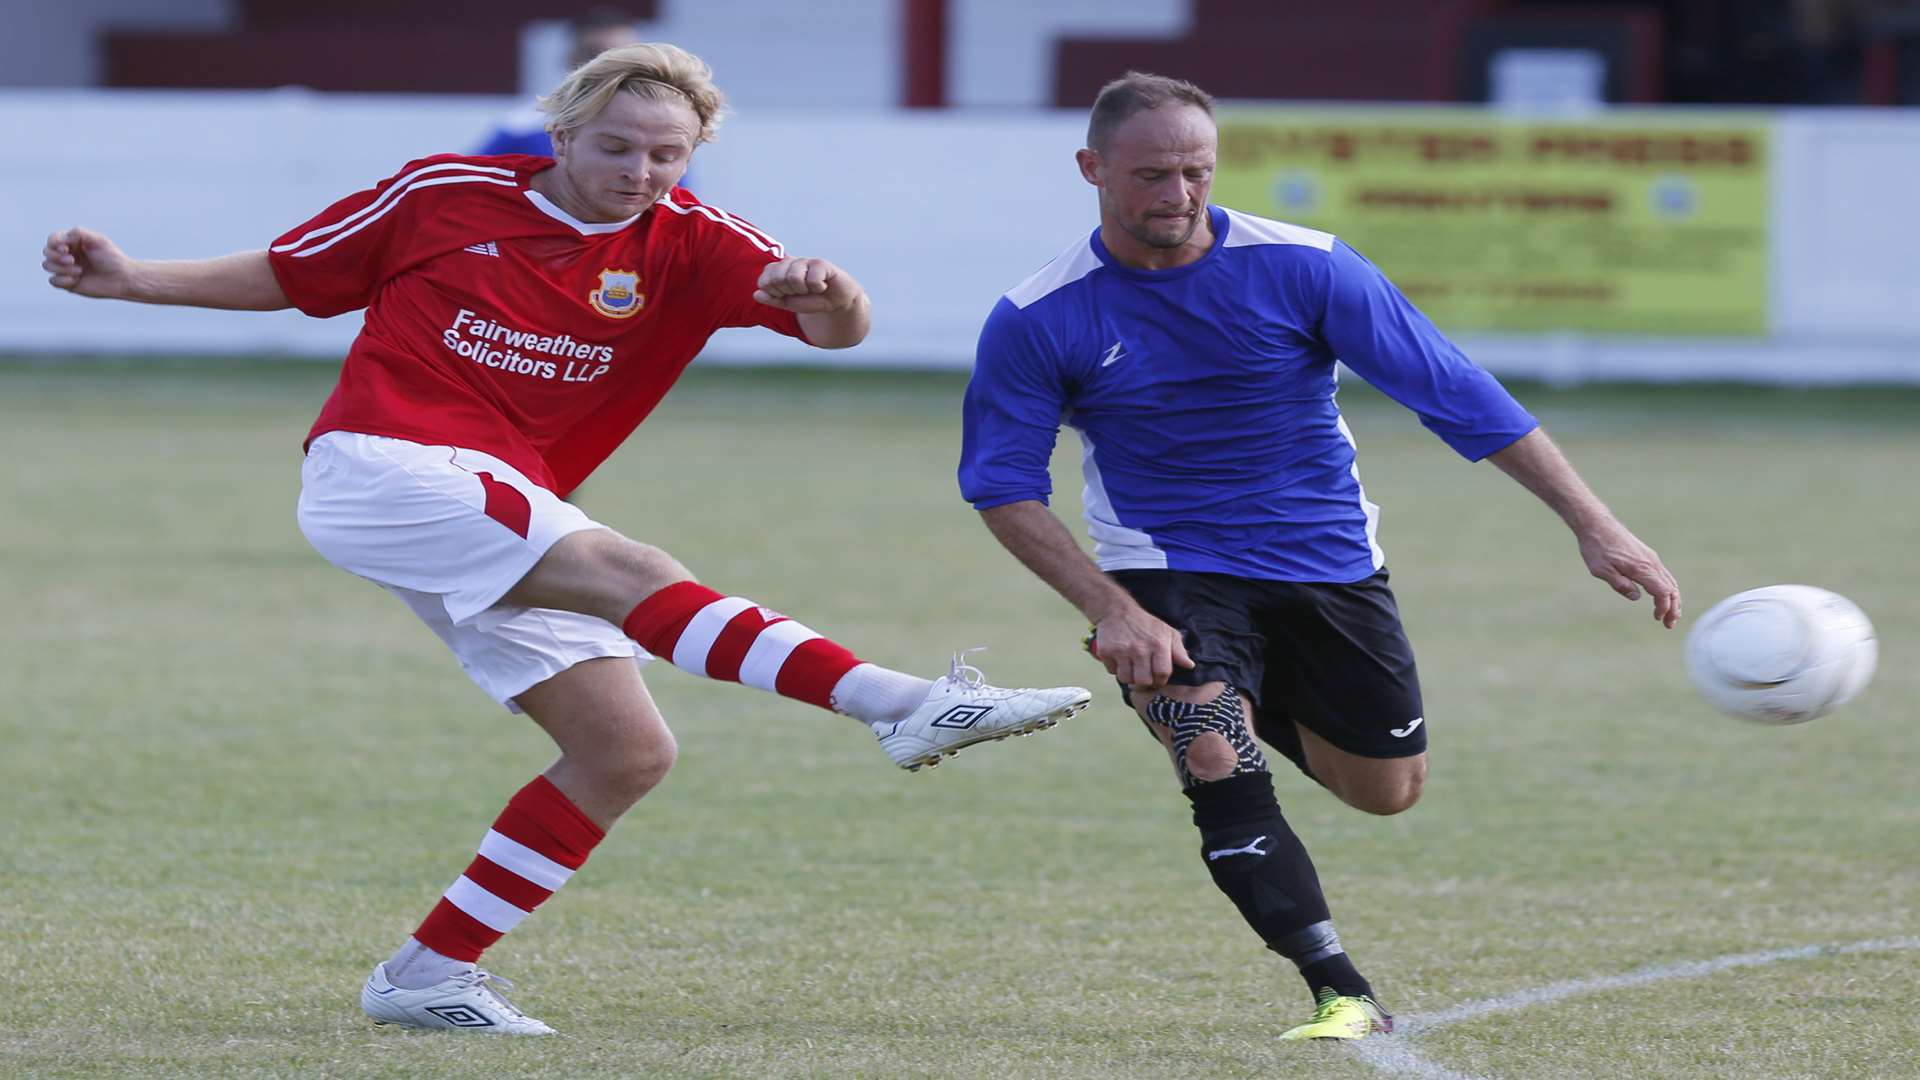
[875,653,1092,771]
[361,962,556,1035]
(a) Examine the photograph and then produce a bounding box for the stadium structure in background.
[5,1,1919,382]
[5,1,1919,108]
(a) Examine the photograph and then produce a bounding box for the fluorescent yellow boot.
[1279,987,1394,1040]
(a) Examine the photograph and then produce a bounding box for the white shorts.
[297,431,646,710]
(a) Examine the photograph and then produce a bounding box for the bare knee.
[612,730,679,795]
[1346,785,1420,816]
[1143,684,1266,787]
[1339,764,1425,816]
[572,725,678,805]
[1184,731,1240,782]
[579,531,693,596]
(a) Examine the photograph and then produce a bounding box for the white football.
[1685,585,1877,725]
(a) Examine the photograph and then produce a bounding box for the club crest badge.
[589,268,644,319]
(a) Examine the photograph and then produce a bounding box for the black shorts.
[1108,568,1426,762]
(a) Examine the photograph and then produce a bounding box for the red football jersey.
[269,154,806,497]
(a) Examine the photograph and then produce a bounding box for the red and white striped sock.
[622,582,927,722]
[408,775,605,968]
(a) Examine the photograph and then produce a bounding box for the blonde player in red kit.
[41,43,1091,1035]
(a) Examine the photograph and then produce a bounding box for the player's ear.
[1075,148,1102,187]
[550,126,573,163]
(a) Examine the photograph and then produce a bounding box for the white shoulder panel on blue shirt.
[1005,236,1103,309]
[1221,207,1336,252]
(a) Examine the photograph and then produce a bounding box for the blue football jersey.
[959,204,1539,583]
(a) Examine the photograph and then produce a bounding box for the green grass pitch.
[1,360,1915,1079]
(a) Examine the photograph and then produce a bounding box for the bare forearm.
[979,499,1193,686]
[754,257,870,348]
[125,251,291,311]
[1490,426,1683,625]
[47,228,290,311]
[978,500,1137,622]
[797,292,871,349]
[1488,427,1612,529]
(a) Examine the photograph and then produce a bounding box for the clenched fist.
[752,257,864,314]
[43,227,136,299]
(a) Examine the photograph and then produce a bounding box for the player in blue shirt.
[959,72,1682,1041]
[478,10,640,157]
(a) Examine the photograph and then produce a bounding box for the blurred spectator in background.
[476,7,640,156]
[1689,0,1913,103]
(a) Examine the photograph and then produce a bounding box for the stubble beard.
[1121,208,1200,250]
[1100,189,1202,251]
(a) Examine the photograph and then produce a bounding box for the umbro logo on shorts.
[424,1004,497,1028]
[930,704,994,729]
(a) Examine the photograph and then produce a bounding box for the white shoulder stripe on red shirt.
[283,175,518,259]
[706,204,784,253]
[271,161,518,255]
[658,192,786,258]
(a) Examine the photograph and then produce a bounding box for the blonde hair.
[539,42,727,144]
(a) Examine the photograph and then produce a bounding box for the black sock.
[1300,954,1371,1001]
[1187,772,1373,1001]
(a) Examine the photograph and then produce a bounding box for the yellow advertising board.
[1212,109,1771,335]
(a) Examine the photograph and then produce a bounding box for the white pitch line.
[1352,1039,1483,1080]
[1352,936,1920,1080]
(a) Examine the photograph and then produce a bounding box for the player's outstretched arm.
[1488,427,1682,628]
[42,228,290,311]
[752,256,870,348]
[979,500,1194,692]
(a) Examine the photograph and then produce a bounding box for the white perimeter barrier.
[4,90,1918,383]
